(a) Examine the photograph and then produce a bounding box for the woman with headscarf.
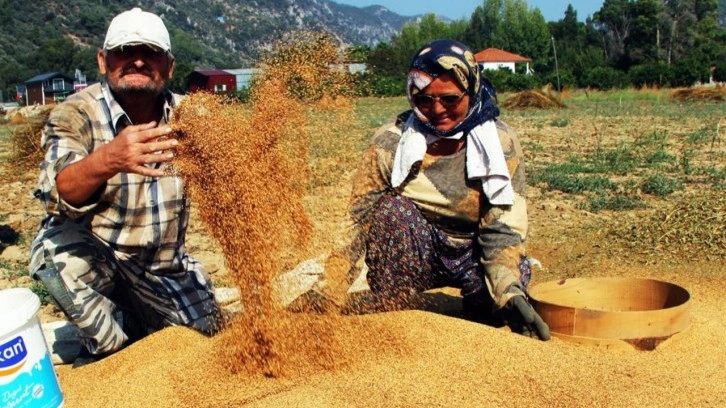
[348,39,549,340]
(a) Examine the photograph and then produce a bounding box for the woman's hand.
[498,285,551,341]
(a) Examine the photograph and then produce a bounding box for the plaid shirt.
[34,81,190,273]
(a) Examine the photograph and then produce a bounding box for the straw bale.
[502,89,566,110]
[670,87,725,102]
[8,104,53,167]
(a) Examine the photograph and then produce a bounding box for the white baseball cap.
[103,7,171,52]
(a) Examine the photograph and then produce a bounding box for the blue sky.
[333,0,603,22]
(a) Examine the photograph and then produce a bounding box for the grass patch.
[531,169,616,194]
[704,166,726,190]
[634,129,669,149]
[641,173,680,196]
[0,261,27,280]
[644,148,676,167]
[590,143,640,175]
[685,125,715,145]
[581,193,646,212]
[354,96,408,129]
[30,280,54,306]
[549,117,569,127]
[522,141,544,154]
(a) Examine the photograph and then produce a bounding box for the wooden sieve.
[529,277,691,350]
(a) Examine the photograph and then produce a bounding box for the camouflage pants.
[29,220,222,355]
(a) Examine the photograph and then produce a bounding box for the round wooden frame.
[529,277,691,350]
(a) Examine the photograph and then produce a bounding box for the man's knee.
[29,222,114,319]
[33,265,81,318]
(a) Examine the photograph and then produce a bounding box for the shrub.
[484,69,539,93]
[713,62,726,82]
[671,59,709,87]
[360,74,406,97]
[582,193,645,212]
[629,62,672,88]
[583,66,628,90]
[30,280,54,306]
[539,71,577,92]
[641,174,680,196]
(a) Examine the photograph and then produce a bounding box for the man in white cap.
[29,7,222,367]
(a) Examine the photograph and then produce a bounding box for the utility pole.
[551,36,561,93]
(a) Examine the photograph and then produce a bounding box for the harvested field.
[1,64,724,406]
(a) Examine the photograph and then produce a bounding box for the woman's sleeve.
[332,122,400,283]
[478,121,530,308]
[349,124,399,229]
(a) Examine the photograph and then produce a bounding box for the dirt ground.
[1,94,724,407]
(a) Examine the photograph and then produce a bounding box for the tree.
[465,0,549,60]
[464,0,503,50]
[593,0,636,65]
[33,36,77,75]
[369,14,461,78]
[659,0,697,64]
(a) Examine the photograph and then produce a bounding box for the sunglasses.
[413,93,466,109]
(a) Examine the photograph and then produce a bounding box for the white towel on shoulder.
[390,116,515,206]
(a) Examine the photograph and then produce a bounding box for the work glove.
[498,285,551,341]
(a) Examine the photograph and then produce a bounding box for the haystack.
[670,87,725,102]
[9,104,54,167]
[502,85,566,110]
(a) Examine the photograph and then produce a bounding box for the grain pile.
[169,32,360,377]
[55,269,726,407]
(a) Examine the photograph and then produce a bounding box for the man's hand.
[56,122,178,207]
[101,121,177,178]
[499,292,551,341]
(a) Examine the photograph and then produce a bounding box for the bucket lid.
[0,288,41,334]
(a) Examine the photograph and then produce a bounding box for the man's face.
[97,45,174,97]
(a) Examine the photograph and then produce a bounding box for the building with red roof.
[188,69,237,94]
[474,48,533,75]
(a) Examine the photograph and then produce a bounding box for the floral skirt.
[364,194,485,299]
[363,194,532,323]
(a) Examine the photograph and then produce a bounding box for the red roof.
[474,48,531,63]
[195,69,233,77]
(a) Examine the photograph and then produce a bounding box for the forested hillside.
[0,0,414,99]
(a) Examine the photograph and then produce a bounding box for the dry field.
[0,89,724,407]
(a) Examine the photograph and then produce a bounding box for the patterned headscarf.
[407,39,500,137]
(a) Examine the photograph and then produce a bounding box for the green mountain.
[0,0,417,100]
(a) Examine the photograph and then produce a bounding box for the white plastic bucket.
[0,288,64,408]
